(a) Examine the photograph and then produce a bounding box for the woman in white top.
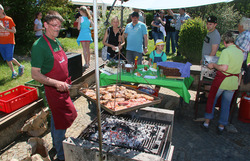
[34,12,44,38]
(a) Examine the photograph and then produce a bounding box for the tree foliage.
[232,0,250,17]
[38,0,75,29]
[178,17,207,64]
[188,3,241,35]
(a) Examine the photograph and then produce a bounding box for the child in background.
[148,39,167,92]
[76,6,94,68]
[148,39,167,66]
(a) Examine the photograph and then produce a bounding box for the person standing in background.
[235,17,250,61]
[0,4,24,79]
[87,6,93,17]
[102,16,125,60]
[235,17,250,84]
[151,11,166,44]
[31,11,77,161]
[201,16,221,62]
[168,8,190,56]
[165,10,176,54]
[127,8,146,24]
[201,16,221,99]
[76,6,94,68]
[34,12,45,38]
[124,12,148,65]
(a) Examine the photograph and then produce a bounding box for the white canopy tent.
[122,0,233,10]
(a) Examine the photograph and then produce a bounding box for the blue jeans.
[51,115,66,160]
[205,89,235,126]
[152,31,164,43]
[166,31,176,53]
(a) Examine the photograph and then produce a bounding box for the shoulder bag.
[102,27,110,61]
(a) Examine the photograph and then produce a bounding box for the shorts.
[0,44,14,61]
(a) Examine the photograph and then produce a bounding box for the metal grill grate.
[78,113,171,156]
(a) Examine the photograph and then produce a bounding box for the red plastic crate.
[0,85,38,113]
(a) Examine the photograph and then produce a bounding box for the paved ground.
[0,83,250,161]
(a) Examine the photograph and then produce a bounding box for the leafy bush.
[145,11,154,27]
[178,17,207,64]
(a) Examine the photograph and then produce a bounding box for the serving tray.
[78,84,161,115]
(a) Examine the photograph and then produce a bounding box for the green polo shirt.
[31,35,62,74]
[218,45,243,90]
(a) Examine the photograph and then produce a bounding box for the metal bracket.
[95,151,107,161]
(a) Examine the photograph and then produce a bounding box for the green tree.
[188,3,241,34]
[38,0,75,29]
[178,17,207,64]
[231,0,250,16]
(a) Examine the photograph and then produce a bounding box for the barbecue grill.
[63,107,174,161]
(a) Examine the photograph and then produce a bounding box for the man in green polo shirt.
[31,11,77,161]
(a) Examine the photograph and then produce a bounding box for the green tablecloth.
[100,65,194,103]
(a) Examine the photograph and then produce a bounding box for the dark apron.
[153,51,163,63]
[206,70,239,113]
[43,35,77,129]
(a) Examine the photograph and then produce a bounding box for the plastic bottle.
[134,56,138,69]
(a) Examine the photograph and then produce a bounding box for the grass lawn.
[0,60,32,92]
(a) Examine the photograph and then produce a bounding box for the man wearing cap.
[168,8,190,56]
[200,16,221,100]
[201,16,221,62]
[124,11,148,64]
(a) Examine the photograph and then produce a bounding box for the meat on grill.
[82,85,154,111]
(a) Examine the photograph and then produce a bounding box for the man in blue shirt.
[124,12,148,64]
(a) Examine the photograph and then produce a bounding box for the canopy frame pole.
[93,0,103,161]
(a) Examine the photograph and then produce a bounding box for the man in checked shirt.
[235,17,250,84]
